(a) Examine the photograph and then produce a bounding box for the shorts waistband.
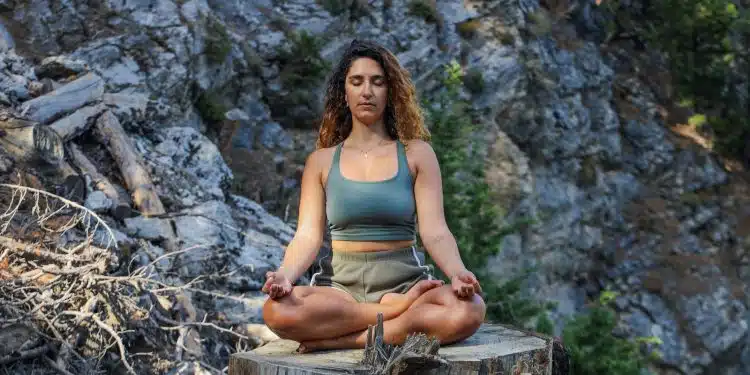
[331,245,421,262]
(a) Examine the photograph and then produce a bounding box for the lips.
[359,102,375,107]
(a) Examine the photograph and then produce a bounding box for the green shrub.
[601,0,750,160]
[462,67,484,94]
[421,61,549,328]
[276,31,330,90]
[195,90,227,126]
[203,15,232,64]
[267,31,331,128]
[562,291,661,375]
[456,19,481,39]
[423,62,661,374]
[408,0,439,24]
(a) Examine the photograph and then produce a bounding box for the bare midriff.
[331,239,416,252]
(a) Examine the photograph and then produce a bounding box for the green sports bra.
[325,139,417,241]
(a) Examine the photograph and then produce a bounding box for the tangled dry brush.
[0,183,261,375]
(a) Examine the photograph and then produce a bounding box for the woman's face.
[344,57,388,126]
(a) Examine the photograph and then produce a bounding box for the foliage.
[269,30,331,128]
[462,67,485,94]
[317,0,370,19]
[195,90,228,126]
[600,0,750,159]
[408,0,439,24]
[203,14,232,64]
[456,19,482,39]
[420,61,548,328]
[562,291,661,375]
[276,31,330,89]
[423,62,662,374]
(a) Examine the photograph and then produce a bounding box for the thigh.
[286,285,358,304]
[408,284,482,309]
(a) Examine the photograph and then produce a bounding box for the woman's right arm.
[275,149,327,284]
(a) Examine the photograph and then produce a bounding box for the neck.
[348,117,390,145]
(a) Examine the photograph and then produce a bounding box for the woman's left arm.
[410,141,481,295]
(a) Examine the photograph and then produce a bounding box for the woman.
[262,39,486,353]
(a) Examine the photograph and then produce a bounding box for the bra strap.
[397,140,408,175]
[332,141,344,176]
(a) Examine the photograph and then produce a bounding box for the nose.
[362,82,374,98]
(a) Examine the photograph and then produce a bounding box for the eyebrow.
[348,74,385,80]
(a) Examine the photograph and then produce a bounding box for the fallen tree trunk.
[92,110,165,217]
[49,104,106,142]
[19,72,105,125]
[0,113,64,165]
[68,143,132,220]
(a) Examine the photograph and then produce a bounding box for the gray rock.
[124,216,173,241]
[0,20,14,52]
[0,71,30,102]
[225,108,255,149]
[102,92,151,125]
[230,195,295,245]
[150,127,233,202]
[259,122,293,150]
[35,55,88,79]
[678,286,748,357]
[19,72,105,124]
[84,191,112,213]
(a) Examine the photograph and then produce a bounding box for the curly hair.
[315,39,430,149]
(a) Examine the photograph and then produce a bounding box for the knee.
[262,297,300,334]
[449,295,485,339]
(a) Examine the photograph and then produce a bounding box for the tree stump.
[229,321,569,375]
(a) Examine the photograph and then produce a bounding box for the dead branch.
[92,110,165,217]
[0,111,64,165]
[361,313,448,375]
[0,343,51,365]
[67,143,131,219]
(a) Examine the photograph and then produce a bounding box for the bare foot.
[380,279,443,311]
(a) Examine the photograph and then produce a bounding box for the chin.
[356,112,384,125]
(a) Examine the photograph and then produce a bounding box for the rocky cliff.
[0,0,748,374]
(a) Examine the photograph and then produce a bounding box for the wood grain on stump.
[229,323,565,375]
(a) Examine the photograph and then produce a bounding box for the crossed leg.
[262,279,445,342]
[298,285,486,352]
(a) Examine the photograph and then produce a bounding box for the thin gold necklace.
[346,139,389,158]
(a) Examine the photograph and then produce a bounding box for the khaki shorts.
[309,245,435,303]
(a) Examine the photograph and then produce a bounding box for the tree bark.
[92,110,165,217]
[0,113,64,166]
[229,323,569,375]
[68,143,131,219]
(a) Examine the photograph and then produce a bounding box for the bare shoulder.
[303,145,338,184]
[403,139,438,167]
[304,146,336,168]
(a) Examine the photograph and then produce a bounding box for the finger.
[262,279,272,293]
